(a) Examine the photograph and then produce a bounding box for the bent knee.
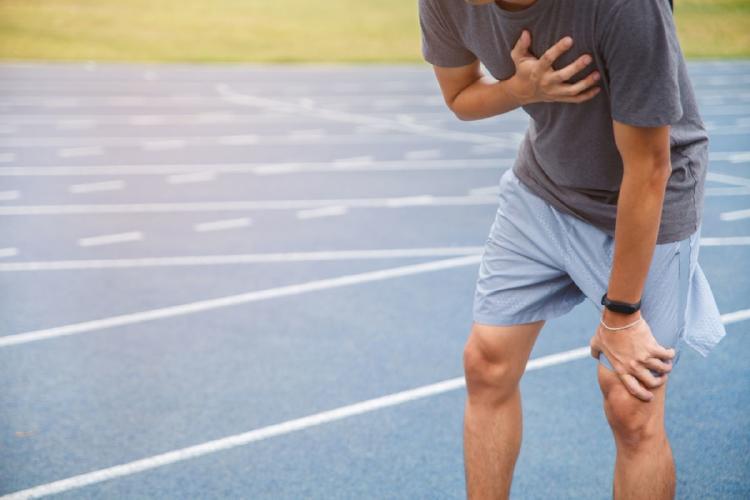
[600,371,665,447]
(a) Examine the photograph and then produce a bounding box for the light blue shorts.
[473,168,727,371]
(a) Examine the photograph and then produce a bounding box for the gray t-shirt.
[419,0,708,244]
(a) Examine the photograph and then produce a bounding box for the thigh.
[473,169,586,327]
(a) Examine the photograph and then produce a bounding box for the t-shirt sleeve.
[418,0,477,67]
[598,0,683,127]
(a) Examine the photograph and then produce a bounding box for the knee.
[463,329,522,406]
[602,382,663,450]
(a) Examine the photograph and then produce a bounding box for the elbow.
[448,102,477,121]
[624,155,672,188]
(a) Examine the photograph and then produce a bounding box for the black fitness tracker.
[601,292,642,315]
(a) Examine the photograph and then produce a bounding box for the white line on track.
[0,255,482,348]
[0,346,591,500]
[0,247,18,258]
[0,247,486,272]
[166,171,217,184]
[56,119,96,130]
[708,151,750,163]
[706,187,750,196]
[699,236,750,246]
[4,302,748,500]
[141,139,186,151]
[707,172,750,187]
[0,158,511,177]
[216,135,259,145]
[0,153,16,163]
[296,205,349,219]
[719,208,750,221]
[404,149,442,160]
[333,155,373,165]
[193,218,252,232]
[77,231,143,247]
[0,194,499,216]
[215,84,521,150]
[0,236,743,272]
[468,186,500,196]
[57,146,103,158]
[68,180,125,194]
[0,190,20,201]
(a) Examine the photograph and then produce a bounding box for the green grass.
[0,0,747,63]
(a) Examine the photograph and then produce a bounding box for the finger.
[649,344,677,361]
[539,36,573,69]
[633,365,667,389]
[556,86,600,103]
[589,336,602,360]
[510,30,531,64]
[554,53,594,82]
[642,356,673,374]
[619,373,654,402]
[559,71,600,96]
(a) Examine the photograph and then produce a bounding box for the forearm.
[448,74,526,121]
[604,165,671,324]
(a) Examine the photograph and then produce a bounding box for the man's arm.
[605,121,672,313]
[589,121,677,402]
[433,31,600,121]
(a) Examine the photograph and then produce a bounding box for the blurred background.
[0,0,748,62]
[0,1,748,499]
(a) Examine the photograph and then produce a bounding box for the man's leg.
[463,319,545,500]
[597,363,675,500]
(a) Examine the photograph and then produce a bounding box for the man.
[417,0,727,498]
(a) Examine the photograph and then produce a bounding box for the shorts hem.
[473,298,581,327]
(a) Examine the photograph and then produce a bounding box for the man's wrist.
[504,75,532,107]
[602,307,642,328]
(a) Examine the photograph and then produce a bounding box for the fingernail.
[566,37,573,45]
[593,72,600,81]
[583,55,591,64]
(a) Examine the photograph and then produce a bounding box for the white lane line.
[0,247,485,272]
[699,236,750,246]
[404,149,442,160]
[56,119,96,130]
[722,308,750,325]
[297,205,348,219]
[129,116,166,126]
[58,147,103,158]
[290,129,326,138]
[706,187,750,196]
[216,135,259,145]
[0,345,592,500]
[719,208,750,221]
[141,140,186,151]
[333,155,374,166]
[0,158,510,177]
[0,153,16,163]
[0,194,498,216]
[68,180,125,194]
[77,232,143,247]
[0,255,482,348]
[193,218,252,232]
[468,185,499,196]
[0,236,740,272]
[707,172,750,187]
[709,151,750,163]
[215,84,521,151]
[166,171,216,184]
[0,190,20,201]
[2,306,747,498]
[0,247,18,258]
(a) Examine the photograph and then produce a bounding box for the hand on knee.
[603,383,664,451]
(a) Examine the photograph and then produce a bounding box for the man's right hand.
[507,30,601,106]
